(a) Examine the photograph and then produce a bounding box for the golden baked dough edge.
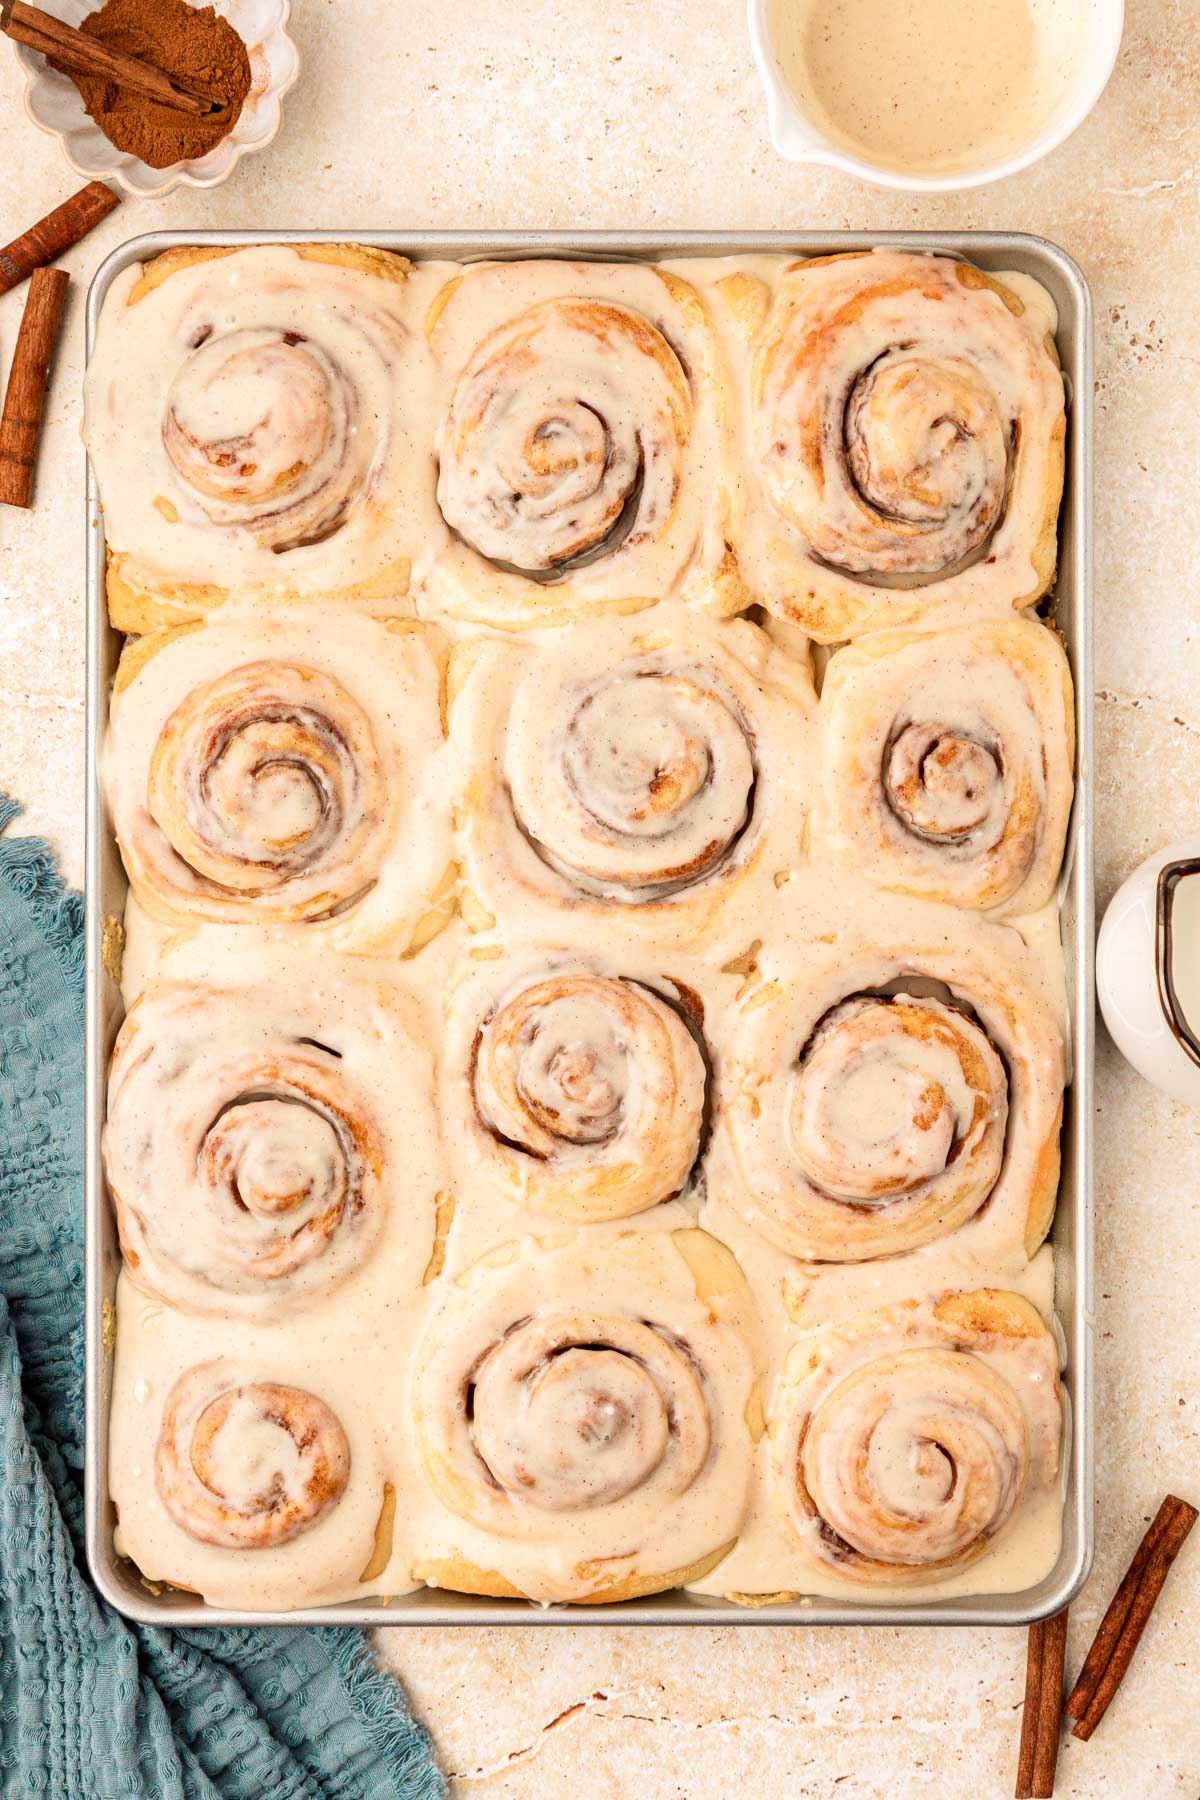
[413,1539,737,1605]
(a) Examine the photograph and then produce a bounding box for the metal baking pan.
[84,230,1094,1627]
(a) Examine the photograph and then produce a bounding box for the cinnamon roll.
[84,244,437,632]
[818,618,1075,914]
[420,259,746,626]
[451,606,816,949]
[105,610,453,954]
[156,1362,352,1550]
[108,1331,396,1609]
[443,949,710,1230]
[715,905,1065,1261]
[411,1229,757,1602]
[104,971,441,1315]
[767,1290,1062,1589]
[734,252,1065,641]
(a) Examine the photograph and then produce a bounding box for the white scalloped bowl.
[15,0,298,198]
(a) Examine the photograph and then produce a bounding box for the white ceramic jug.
[1097,837,1200,1104]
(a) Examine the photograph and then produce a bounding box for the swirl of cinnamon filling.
[819,619,1075,914]
[830,354,1008,577]
[107,613,451,952]
[885,722,1003,843]
[421,1298,713,1536]
[785,996,1005,1232]
[436,297,691,578]
[105,982,391,1312]
[199,1099,354,1251]
[506,658,755,901]
[412,1230,758,1601]
[162,327,370,552]
[470,1311,711,1514]
[471,972,706,1221]
[718,919,1066,1264]
[156,1363,351,1550]
[798,1349,1026,1568]
[745,253,1064,640]
[145,660,388,921]
[450,609,816,947]
[770,1291,1061,1586]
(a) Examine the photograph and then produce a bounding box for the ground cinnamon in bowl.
[55,0,251,168]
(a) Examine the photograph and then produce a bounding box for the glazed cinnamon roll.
[412,1229,758,1602]
[715,905,1065,1261]
[733,252,1065,641]
[443,950,709,1229]
[156,1362,352,1550]
[105,610,453,954]
[420,259,747,626]
[107,1334,398,1609]
[767,1290,1062,1589]
[451,606,815,949]
[84,243,437,631]
[818,618,1075,914]
[104,972,441,1315]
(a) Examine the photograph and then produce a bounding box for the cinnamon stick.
[1015,1608,1069,1798]
[1015,1614,1046,1799]
[2,0,216,115]
[1065,1493,1197,1742]
[1064,1496,1180,1721]
[0,181,118,297]
[0,266,69,510]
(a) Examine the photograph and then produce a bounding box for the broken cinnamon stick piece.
[1065,1493,1197,1743]
[0,181,118,296]
[0,265,69,509]
[1015,1607,1068,1798]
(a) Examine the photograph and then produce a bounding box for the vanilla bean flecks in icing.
[110,1314,400,1610]
[84,244,449,631]
[100,247,1075,1614]
[105,609,453,954]
[421,258,749,627]
[817,618,1074,915]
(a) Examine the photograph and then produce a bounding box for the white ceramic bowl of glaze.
[14,0,299,198]
[1097,838,1200,1106]
[747,0,1124,192]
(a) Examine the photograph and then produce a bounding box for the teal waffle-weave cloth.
[0,798,445,1800]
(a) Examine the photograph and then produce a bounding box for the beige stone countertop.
[2,0,1197,1792]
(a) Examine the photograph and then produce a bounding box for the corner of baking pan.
[87,231,176,348]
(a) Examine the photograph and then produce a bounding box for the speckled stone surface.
[2,1,1197,1792]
